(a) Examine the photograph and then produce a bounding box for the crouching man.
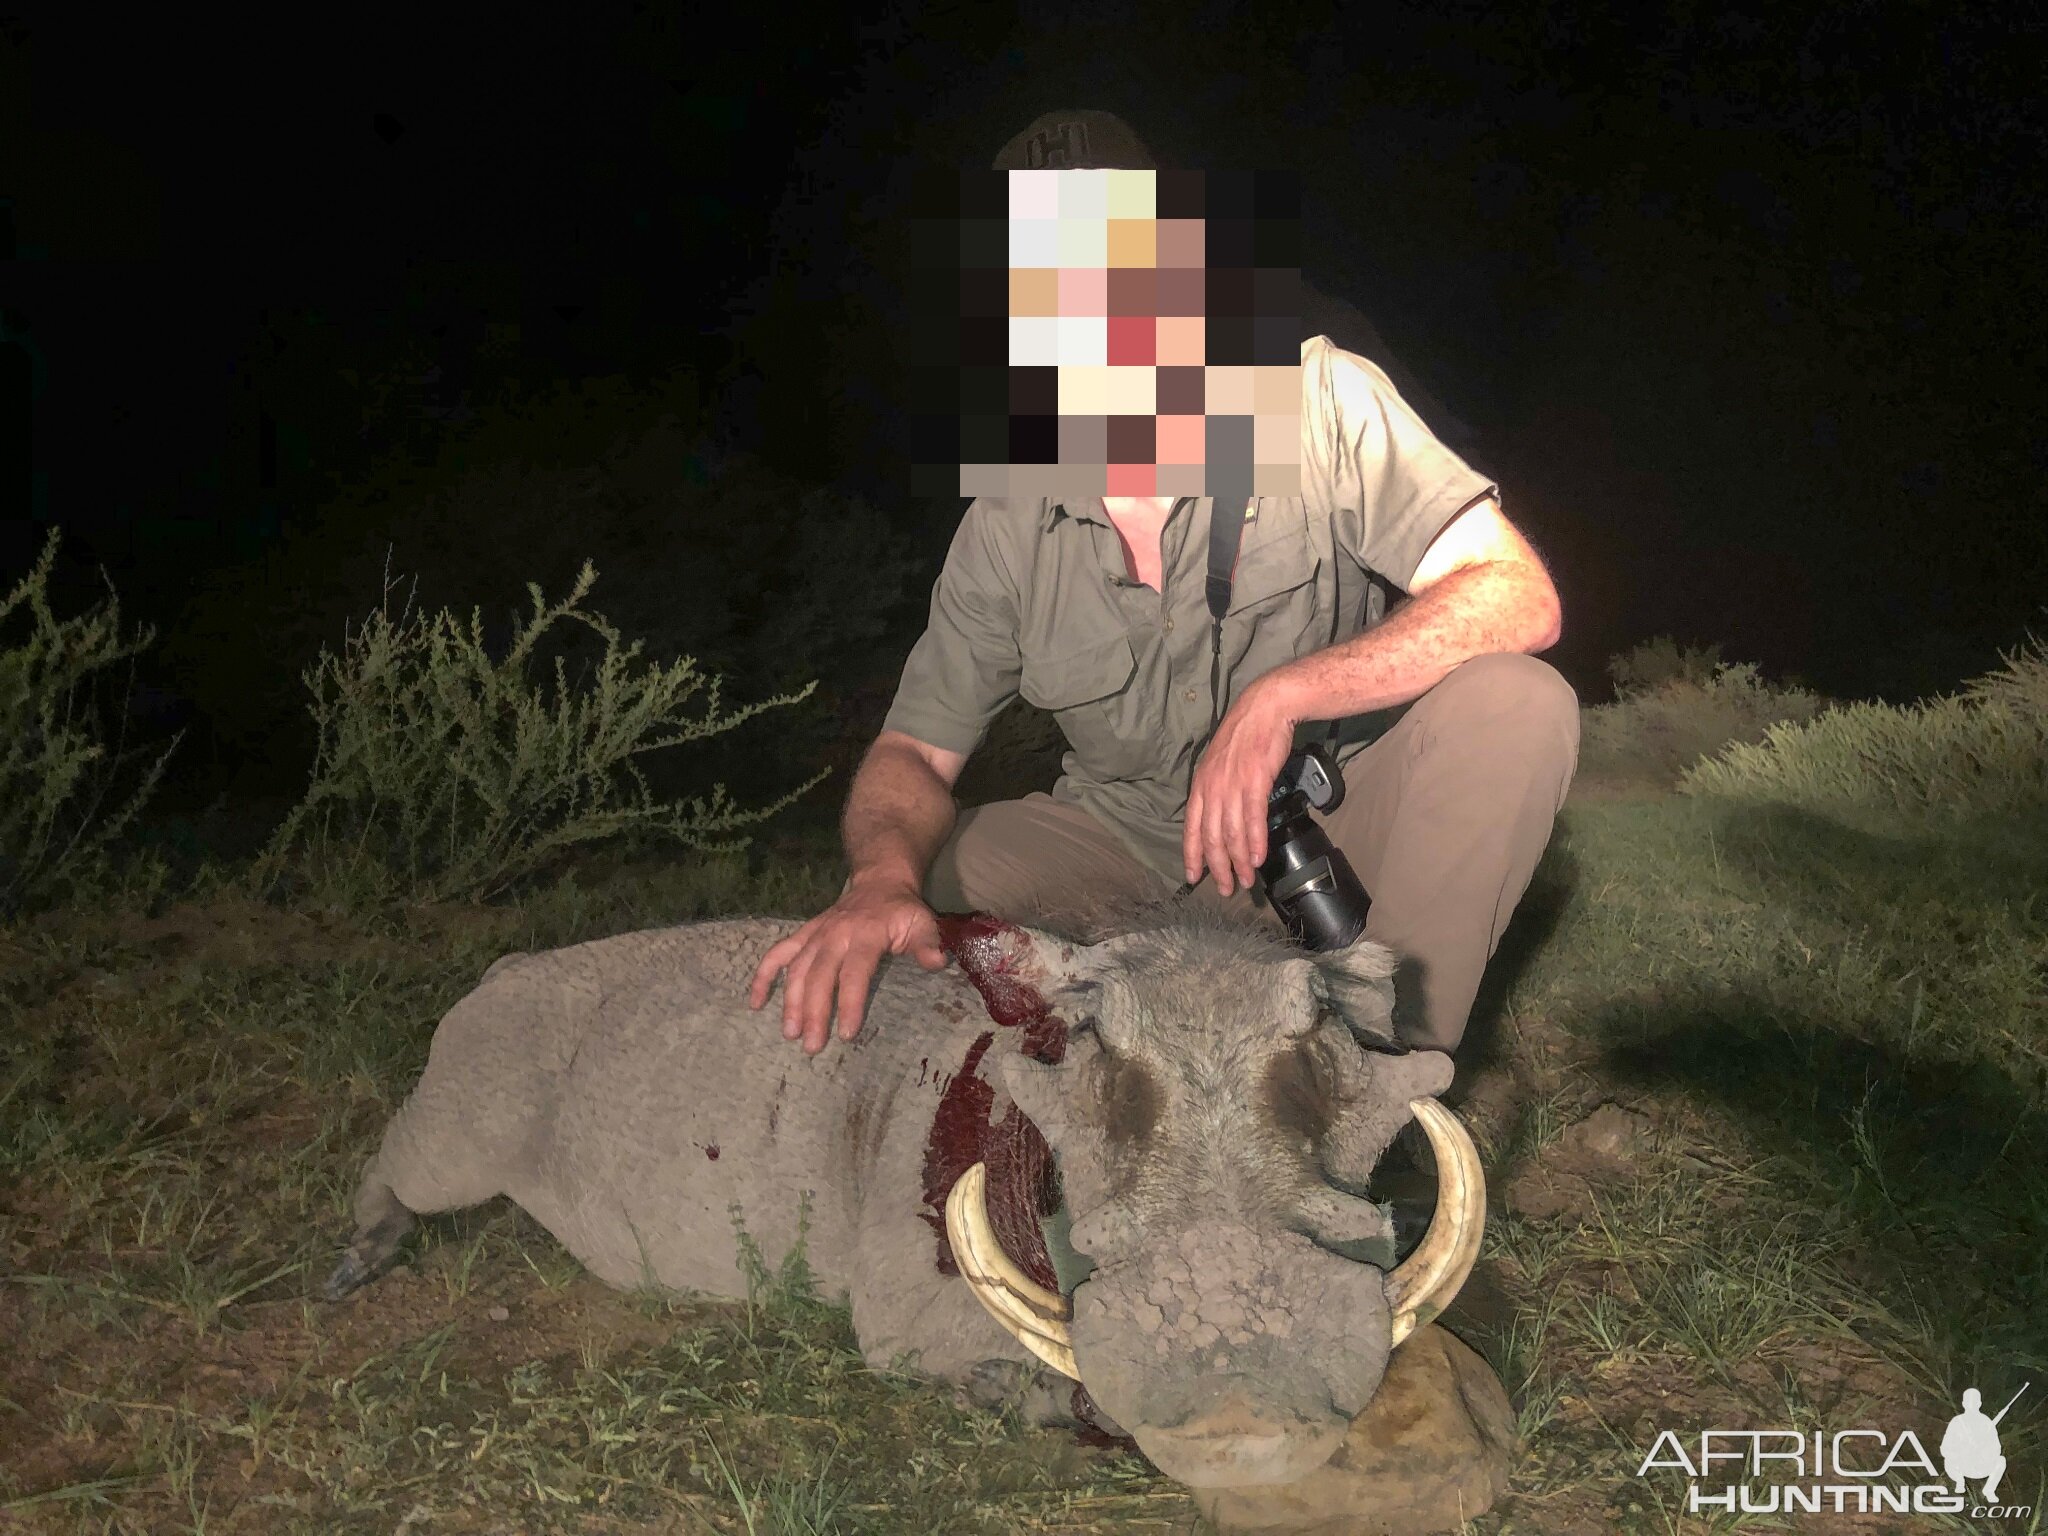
[750,354,1576,1064]
[749,129,1577,1064]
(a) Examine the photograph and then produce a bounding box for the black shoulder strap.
[1190,500,1250,827]
[1205,498,1248,623]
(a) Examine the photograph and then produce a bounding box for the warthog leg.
[323,1181,418,1300]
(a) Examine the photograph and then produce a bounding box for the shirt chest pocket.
[1226,521,1322,660]
[1018,631,1152,780]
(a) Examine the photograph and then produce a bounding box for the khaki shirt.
[883,335,1497,885]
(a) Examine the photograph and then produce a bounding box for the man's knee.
[1431,651,1578,716]
[926,802,1020,913]
[1420,652,1579,757]
[927,797,1152,927]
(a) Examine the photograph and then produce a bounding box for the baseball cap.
[991,110,1158,171]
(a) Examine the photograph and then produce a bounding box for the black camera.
[1258,744,1371,951]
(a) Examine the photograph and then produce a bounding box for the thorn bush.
[0,529,178,917]
[1606,635,1726,699]
[249,558,824,910]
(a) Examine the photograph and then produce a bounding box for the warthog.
[325,905,1482,1487]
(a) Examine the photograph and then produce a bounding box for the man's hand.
[1184,673,1303,897]
[746,876,948,1054]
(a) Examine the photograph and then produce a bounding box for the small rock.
[1503,1168,1591,1222]
[1562,1102,1653,1164]
[1504,1103,1656,1222]
[486,1305,510,1322]
[1193,1323,1516,1535]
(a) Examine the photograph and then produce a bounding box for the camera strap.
[1169,499,1251,896]
[1319,554,1351,759]
[1204,497,1360,761]
[1179,496,1371,900]
[1204,498,1248,629]
[1199,498,1251,764]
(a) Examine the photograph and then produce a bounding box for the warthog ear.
[1307,935,1399,1045]
[1322,1049,1455,1189]
[946,917,1101,1013]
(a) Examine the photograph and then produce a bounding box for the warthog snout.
[1136,1376,1349,1486]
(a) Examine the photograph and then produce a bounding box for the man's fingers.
[777,947,811,1037]
[1204,792,1234,897]
[1219,784,1251,890]
[763,899,950,1052]
[803,969,837,1054]
[1218,788,1242,890]
[748,931,805,1008]
[792,944,833,1052]
[781,942,832,1042]
[835,951,881,1041]
[1220,782,1253,888]
[905,918,948,970]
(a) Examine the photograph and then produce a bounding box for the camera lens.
[1259,799,1371,951]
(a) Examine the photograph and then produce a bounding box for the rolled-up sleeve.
[880,500,1023,756]
[1302,336,1498,591]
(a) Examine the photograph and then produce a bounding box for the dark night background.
[4,5,2044,818]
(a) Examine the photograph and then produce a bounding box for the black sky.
[4,3,2044,715]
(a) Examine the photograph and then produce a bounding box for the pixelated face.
[909,170,1303,503]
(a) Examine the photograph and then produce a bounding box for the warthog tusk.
[1384,1097,1486,1346]
[945,1162,1080,1380]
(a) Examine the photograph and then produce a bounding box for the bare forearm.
[841,740,958,895]
[1258,562,1561,724]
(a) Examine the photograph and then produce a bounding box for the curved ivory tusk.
[945,1162,1080,1380]
[1384,1097,1486,1347]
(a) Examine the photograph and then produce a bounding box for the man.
[748,111,1578,1065]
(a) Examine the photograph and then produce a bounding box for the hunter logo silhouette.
[1941,1383,2026,1502]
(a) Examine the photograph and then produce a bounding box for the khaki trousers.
[924,652,1579,1055]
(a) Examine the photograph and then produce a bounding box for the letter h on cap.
[1024,121,1091,168]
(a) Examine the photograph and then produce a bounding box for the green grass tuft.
[1682,633,2048,823]
[1578,657,1827,790]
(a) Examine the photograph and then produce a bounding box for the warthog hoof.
[322,1250,374,1301]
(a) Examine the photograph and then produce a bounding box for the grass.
[3,691,2045,1530]
[1452,763,2047,1530]
[1574,637,1826,794]
[0,848,1191,1534]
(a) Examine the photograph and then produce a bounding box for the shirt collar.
[1043,496,1107,531]
[1046,496,1211,531]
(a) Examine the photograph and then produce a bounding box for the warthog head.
[942,907,1482,1488]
